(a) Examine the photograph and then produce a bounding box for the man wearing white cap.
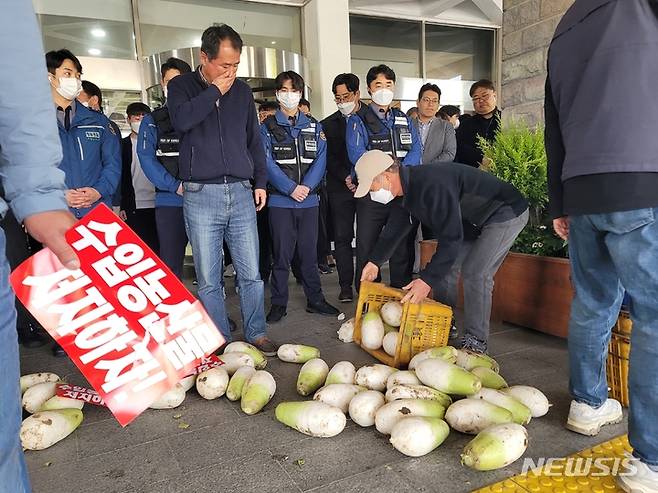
[356,150,529,354]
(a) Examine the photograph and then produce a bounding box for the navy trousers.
[269,206,324,306]
[155,206,188,279]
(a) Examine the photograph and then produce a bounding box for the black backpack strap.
[263,115,289,143]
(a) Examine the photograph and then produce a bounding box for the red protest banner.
[56,383,107,407]
[10,204,224,426]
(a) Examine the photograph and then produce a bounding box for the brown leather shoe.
[251,336,277,357]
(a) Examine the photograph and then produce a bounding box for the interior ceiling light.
[88,48,102,56]
[271,41,277,45]
[91,28,106,38]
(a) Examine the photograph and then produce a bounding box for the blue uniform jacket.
[345,106,422,169]
[137,112,183,208]
[260,110,327,209]
[57,100,121,218]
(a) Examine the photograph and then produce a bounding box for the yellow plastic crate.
[607,311,631,407]
[353,281,452,368]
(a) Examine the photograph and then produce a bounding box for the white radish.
[469,388,532,425]
[455,349,500,372]
[382,331,400,357]
[241,370,276,415]
[355,364,398,392]
[385,385,452,408]
[361,312,385,350]
[313,384,364,413]
[226,366,256,402]
[408,346,458,370]
[387,371,421,389]
[150,384,186,409]
[39,396,84,411]
[325,361,356,385]
[20,409,83,450]
[296,358,329,396]
[415,358,482,396]
[501,386,551,418]
[20,373,60,394]
[276,401,346,437]
[444,399,514,434]
[337,318,355,343]
[380,301,403,327]
[348,390,386,427]
[277,344,320,363]
[471,367,508,390]
[179,375,196,392]
[375,399,446,435]
[390,417,450,457]
[196,368,230,400]
[22,382,57,414]
[216,352,255,375]
[461,423,529,471]
[223,341,267,369]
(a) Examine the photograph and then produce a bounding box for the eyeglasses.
[420,97,439,105]
[472,92,494,103]
[334,92,354,103]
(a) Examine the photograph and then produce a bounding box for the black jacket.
[321,110,352,194]
[120,135,136,213]
[369,164,528,288]
[455,110,500,167]
[167,68,267,188]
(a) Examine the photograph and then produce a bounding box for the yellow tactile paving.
[472,435,630,493]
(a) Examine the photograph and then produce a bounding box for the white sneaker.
[565,398,623,436]
[617,455,658,493]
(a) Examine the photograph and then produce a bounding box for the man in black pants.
[322,73,362,302]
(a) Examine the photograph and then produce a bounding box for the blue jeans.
[0,229,31,492]
[183,181,266,343]
[568,208,658,466]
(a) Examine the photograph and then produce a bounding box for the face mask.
[371,88,394,107]
[370,187,395,205]
[337,101,355,116]
[163,86,168,99]
[277,91,302,110]
[130,121,142,133]
[56,77,82,100]
[453,118,460,130]
[80,101,89,108]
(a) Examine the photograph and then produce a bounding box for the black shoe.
[52,343,66,357]
[338,287,353,303]
[18,324,47,348]
[318,264,333,275]
[306,299,340,316]
[266,305,287,323]
[228,317,238,332]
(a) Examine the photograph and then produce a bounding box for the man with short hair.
[258,101,279,124]
[455,79,500,168]
[120,102,158,254]
[1,1,80,487]
[322,73,361,302]
[168,24,275,354]
[78,80,121,138]
[138,57,191,279]
[357,150,528,354]
[346,64,422,290]
[299,98,311,117]
[546,2,658,490]
[261,71,339,323]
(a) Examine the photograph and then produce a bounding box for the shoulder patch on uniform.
[108,123,116,135]
[320,131,326,141]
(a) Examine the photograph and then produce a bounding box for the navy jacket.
[167,68,267,189]
[57,100,121,218]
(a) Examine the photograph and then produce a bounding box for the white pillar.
[302,0,351,120]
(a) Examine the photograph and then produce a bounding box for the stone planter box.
[420,241,572,338]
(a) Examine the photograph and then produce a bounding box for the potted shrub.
[419,121,572,338]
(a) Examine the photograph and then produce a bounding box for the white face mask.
[371,88,395,107]
[80,101,89,108]
[277,91,302,110]
[370,187,395,205]
[130,121,142,133]
[163,86,168,99]
[453,118,460,129]
[56,77,82,100]
[337,101,356,116]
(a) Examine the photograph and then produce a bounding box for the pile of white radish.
[275,339,550,472]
